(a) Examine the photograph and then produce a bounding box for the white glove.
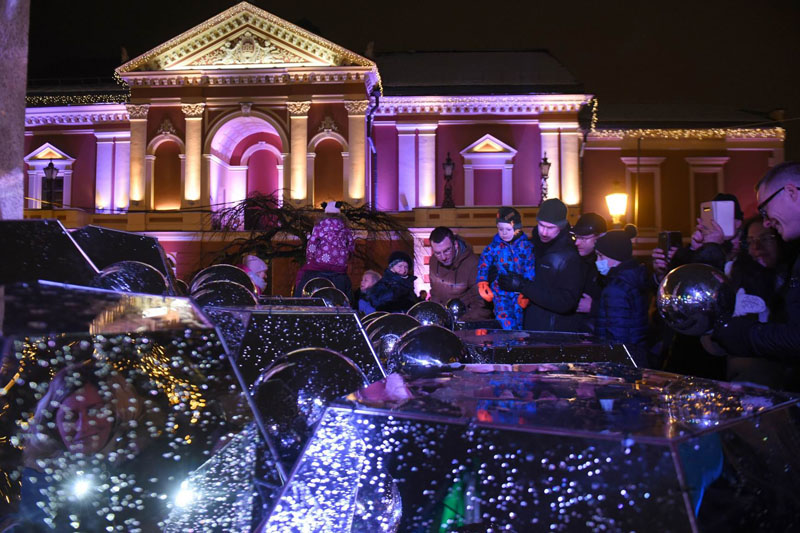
[733,288,768,322]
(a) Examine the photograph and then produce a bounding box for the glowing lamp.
[605,192,628,225]
[175,480,198,508]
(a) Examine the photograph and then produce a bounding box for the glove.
[517,294,530,309]
[498,272,524,292]
[478,281,494,302]
[733,288,768,322]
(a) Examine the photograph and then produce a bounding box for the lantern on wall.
[605,182,628,226]
[539,154,552,202]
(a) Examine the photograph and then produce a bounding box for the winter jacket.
[305,215,355,271]
[594,259,650,345]
[477,232,536,297]
[429,237,493,321]
[576,251,603,333]
[365,269,418,313]
[715,249,800,364]
[520,228,584,332]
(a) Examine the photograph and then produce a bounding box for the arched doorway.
[205,112,287,212]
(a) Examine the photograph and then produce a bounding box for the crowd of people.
[282,162,800,392]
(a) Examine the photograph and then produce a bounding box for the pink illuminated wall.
[24,132,97,209]
[474,169,502,205]
[436,122,542,206]
[725,150,772,217]
[230,132,283,165]
[247,150,279,196]
[374,124,399,210]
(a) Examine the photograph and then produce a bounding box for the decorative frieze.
[125,104,150,120]
[181,103,206,117]
[376,95,592,116]
[344,100,370,115]
[287,101,312,116]
[25,104,129,126]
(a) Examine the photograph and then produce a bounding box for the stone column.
[416,124,438,207]
[94,133,116,212]
[181,103,205,208]
[344,100,369,205]
[288,101,311,205]
[127,104,150,210]
[396,124,417,211]
[0,0,29,219]
[560,130,581,206]
[540,127,561,202]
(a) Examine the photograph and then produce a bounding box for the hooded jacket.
[429,237,493,321]
[594,259,650,345]
[305,214,355,271]
[521,227,583,332]
[365,269,418,313]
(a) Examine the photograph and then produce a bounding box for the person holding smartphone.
[713,162,800,390]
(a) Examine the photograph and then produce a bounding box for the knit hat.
[537,198,568,229]
[387,250,413,270]
[712,193,744,221]
[573,212,608,236]
[496,207,523,231]
[322,201,342,214]
[595,224,638,262]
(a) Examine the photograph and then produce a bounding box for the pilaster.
[344,100,369,205]
[181,103,205,208]
[288,101,311,205]
[126,104,150,210]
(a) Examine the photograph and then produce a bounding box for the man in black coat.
[572,212,607,332]
[713,162,800,387]
[499,198,583,332]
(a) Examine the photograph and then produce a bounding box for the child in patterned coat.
[477,207,535,330]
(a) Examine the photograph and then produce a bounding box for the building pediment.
[117,2,374,73]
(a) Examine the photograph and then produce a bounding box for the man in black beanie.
[499,198,583,331]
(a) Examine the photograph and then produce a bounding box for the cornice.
[589,127,785,141]
[25,104,130,126]
[120,66,374,88]
[376,94,592,116]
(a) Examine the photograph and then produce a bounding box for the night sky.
[28,0,800,157]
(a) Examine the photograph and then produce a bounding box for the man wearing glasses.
[428,226,493,322]
[714,162,800,386]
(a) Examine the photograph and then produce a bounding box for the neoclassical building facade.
[23,2,785,294]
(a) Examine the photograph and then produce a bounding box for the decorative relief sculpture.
[181,103,206,117]
[287,101,312,116]
[240,102,253,115]
[318,116,339,132]
[344,100,370,115]
[125,104,150,119]
[189,31,307,66]
[157,118,177,136]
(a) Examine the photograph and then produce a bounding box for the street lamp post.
[43,160,59,209]
[539,154,552,203]
[442,152,456,208]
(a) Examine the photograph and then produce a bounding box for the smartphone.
[658,231,683,252]
[700,201,735,238]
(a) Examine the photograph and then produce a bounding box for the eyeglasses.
[746,234,777,248]
[758,186,785,218]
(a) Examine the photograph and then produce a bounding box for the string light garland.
[589,127,785,140]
